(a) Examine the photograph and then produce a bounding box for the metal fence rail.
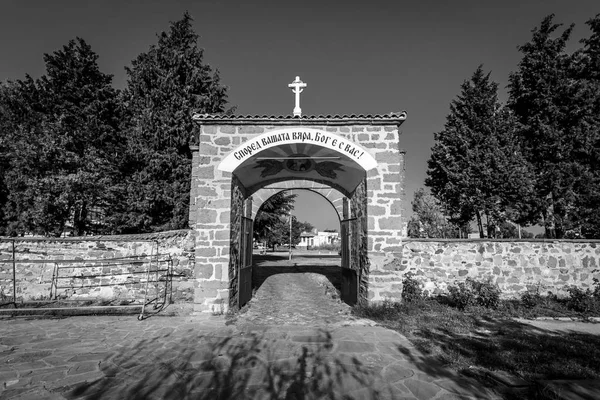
[0,239,174,319]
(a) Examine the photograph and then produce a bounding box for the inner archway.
[250,188,343,299]
[225,133,372,310]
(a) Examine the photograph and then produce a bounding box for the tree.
[1,39,122,236]
[116,12,230,232]
[406,188,463,238]
[426,66,534,238]
[507,14,590,239]
[570,14,600,238]
[253,192,296,248]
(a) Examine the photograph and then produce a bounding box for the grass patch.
[353,298,600,384]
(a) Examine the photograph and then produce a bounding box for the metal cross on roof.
[288,76,307,117]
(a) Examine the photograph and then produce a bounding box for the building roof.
[192,112,407,125]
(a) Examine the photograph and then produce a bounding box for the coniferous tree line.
[0,13,230,236]
[420,14,600,239]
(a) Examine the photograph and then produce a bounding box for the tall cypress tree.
[1,39,122,236]
[117,12,230,232]
[427,66,534,237]
[507,14,583,238]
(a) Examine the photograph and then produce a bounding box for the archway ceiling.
[234,142,365,194]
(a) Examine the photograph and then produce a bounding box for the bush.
[520,290,543,309]
[310,243,341,252]
[447,278,501,310]
[566,286,599,313]
[401,273,423,303]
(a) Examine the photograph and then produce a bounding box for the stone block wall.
[0,230,196,304]
[369,239,600,301]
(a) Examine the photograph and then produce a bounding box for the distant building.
[297,229,339,249]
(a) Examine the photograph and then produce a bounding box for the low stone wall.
[0,230,196,305]
[369,239,600,301]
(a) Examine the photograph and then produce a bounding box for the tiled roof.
[192,112,407,124]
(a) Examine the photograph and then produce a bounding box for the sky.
[1,0,598,231]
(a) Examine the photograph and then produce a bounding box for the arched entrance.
[190,114,407,313]
[225,130,372,309]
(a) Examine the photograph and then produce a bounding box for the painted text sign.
[218,128,377,172]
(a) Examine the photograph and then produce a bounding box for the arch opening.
[229,169,369,310]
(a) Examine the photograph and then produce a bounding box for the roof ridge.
[192,111,407,120]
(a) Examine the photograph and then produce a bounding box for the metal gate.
[340,218,358,305]
[238,216,253,308]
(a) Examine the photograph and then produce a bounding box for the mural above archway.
[218,128,377,195]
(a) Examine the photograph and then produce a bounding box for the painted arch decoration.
[218,128,378,173]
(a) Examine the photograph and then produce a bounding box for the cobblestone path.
[236,272,355,328]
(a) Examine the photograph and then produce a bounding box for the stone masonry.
[0,230,196,304]
[189,114,408,311]
[372,239,600,301]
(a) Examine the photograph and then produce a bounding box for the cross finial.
[288,76,307,117]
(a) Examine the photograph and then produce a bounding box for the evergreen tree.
[572,14,600,238]
[406,188,463,238]
[507,14,586,238]
[253,192,296,247]
[117,12,230,232]
[426,66,534,237]
[1,39,122,236]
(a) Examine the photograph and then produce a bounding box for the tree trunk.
[476,210,484,238]
[73,200,88,236]
[544,193,556,239]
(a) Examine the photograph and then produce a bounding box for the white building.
[297,229,339,249]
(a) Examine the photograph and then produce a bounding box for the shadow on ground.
[252,266,342,293]
[68,329,391,400]
[392,316,600,398]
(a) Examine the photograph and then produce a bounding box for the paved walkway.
[0,271,504,399]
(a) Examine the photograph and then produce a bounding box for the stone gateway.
[189,113,408,312]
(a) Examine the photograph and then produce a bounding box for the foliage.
[114,12,230,233]
[497,221,534,239]
[310,243,341,252]
[406,188,464,238]
[426,66,534,238]
[253,192,296,248]
[447,278,501,310]
[0,39,122,236]
[566,286,600,313]
[401,272,424,303]
[508,14,600,238]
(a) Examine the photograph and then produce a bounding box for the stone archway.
[189,114,407,313]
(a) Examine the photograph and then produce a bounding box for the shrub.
[401,273,423,303]
[447,278,501,310]
[566,286,599,313]
[520,290,543,309]
[448,282,475,310]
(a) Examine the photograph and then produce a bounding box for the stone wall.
[0,230,196,305]
[369,239,600,301]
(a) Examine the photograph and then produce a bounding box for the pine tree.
[117,12,230,232]
[1,39,122,236]
[406,188,462,238]
[253,192,297,247]
[427,66,534,238]
[571,14,600,238]
[507,14,584,238]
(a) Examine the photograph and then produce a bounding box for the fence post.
[12,240,16,308]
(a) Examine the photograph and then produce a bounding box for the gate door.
[238,217,253,308]
[340,218,358,305]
